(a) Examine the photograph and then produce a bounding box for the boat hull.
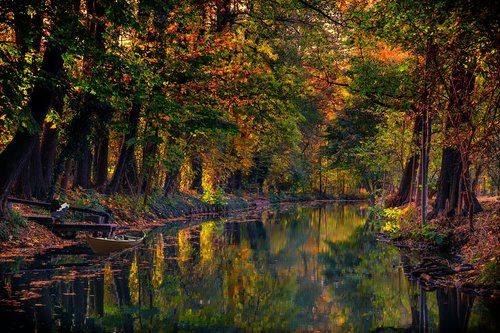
[86,234,143,255]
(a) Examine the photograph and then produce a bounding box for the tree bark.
[0,46,63,215]
[190,154,203,193]
[92,102,113,191]
[93,133,109,191]
[14,110,60,200]
[108,100,141,194]
[59,159,72,196]
[163,166,181,196]
[435,147,463,216]
[40,119,60,194]
[227,169,243,193]
[29,137,46,198]
[389,115,422,207]
[73,145,92,189]
[433,61,482,217]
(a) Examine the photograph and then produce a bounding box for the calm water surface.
[0,203,498,332]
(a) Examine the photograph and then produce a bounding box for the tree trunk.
[108,100,141,194]
[390,115,422,207]
[93,135,109,191]
[190,154,203,193]
[73,146,92,189]
[0,46,63,215]
[40,120,60,194]
[421,94,432,225]
[434,148,462,216]
[471,163,483,195]
[71,0,108,190]
[433,62,482,217]
[227,169,243,193]
[59,159,72,196]
[14,158,33,199]
[14,120,58,200]
[29,137,46,198]
[92,102,113,191]
[164,166,181,196]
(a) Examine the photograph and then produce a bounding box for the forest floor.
[387,197,500,297]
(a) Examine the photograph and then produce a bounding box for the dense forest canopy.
[0,0,499,223]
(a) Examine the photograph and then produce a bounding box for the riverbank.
[0,190,365,258]
[375,197,499,297]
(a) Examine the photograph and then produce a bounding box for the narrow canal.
[0,203,498,332]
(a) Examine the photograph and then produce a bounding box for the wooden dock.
[7,197,126,239]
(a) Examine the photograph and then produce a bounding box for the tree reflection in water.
[0,203,497,332]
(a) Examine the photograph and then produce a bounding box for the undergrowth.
[0,210,28,242]
[370,203,449,247]
[478,257,500,288]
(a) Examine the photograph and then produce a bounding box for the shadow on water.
[0,203,498,332]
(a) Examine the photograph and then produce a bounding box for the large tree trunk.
[190,154,203,193]
[73,146,92,189]
[0,46,63,215]
[93,133,109,191]
[92,103,113,192]
[163,138,182,196]
[433,61,482,217]
[389,115,422,207]
[227,169,243,194]
[163,166,181,196]
[29,138,46,198]
[140,126,159,205]
[68,92,95,189]
[40,95,63,192]
[108,101,141,194]
[72,0,108,190]
[59,159,72,196]
[14,114,60,200]
[434,147,462,215]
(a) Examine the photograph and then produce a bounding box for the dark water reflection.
[0,203,498,332]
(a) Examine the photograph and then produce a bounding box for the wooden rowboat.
[86,233,144,255]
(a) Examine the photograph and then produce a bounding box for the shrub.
[411,224,449,246]
[377,205,415,236]
[478,257,499,287]
[201,188,226,205]
[0,211,28,241]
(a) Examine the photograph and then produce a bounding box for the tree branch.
[296,0,344,27]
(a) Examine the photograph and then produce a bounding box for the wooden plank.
[47,224,122,232]
[25,215,53,224]
[7,197,52,209]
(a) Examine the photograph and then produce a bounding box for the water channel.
[0,202,498,332]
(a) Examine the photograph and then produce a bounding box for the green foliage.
[370,205,414,236]
[201,188,226,206]
[1,0,498,208]
[478,257,500,288]
[368,204,386,220]
[0,210,28,241]
[411,224,448,247]
[66,188,106,213]
[380,207,403,234]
